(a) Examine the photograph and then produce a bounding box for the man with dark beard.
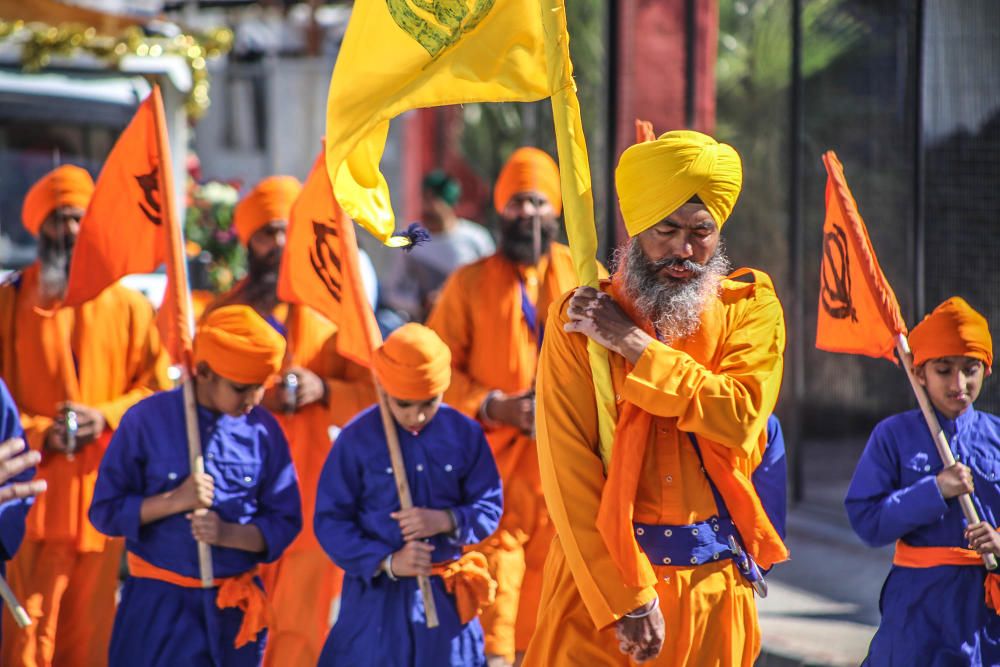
[427,147,603,667]
[523,131,787,667]
[0,164,171,666]
[204,175,375,667]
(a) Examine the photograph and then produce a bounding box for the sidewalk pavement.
[756,502,892,667]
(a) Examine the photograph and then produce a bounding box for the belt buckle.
[727,535,768,598]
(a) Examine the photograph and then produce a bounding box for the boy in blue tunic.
[846,297,1000,665]
[90,305,302,666]
[315,323,503,667]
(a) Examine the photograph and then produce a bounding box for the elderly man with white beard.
[522,130,787,667]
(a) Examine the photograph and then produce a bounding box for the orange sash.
[595,273,787,589]
[431,552,497,624]
[127,552,271,648]
[893,540,1000,614]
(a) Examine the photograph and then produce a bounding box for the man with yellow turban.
[90,305,302,666]
[314,323,502,666]
[1,165,172,666]
[427,146,596,665]
[523,130,787,666]
[205,175,376,667]
[846,297,1000,666]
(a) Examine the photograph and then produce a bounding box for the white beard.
[616,238,730,344]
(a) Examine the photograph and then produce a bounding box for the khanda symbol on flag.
[385,0,496,59]
[307,219,344,304]
[819,221,857,322]
[135,167,163,226]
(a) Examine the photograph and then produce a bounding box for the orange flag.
[64,89,168,306]
[63,86,193,364]
[815,150,907,361]
[277,147,381,368]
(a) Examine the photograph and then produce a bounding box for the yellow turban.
[373,323,452,400]
[909,297,993,372]
[22,165,95,236]
[493,147,562,216]
[193,305,286,385]
[233,176,302,245]
[615,130,742,237]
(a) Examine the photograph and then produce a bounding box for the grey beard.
[615,238,731,344]
[37,235,73,299]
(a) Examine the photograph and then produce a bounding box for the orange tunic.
[523,269,785,667]
[426,243,584,659]
[204,297,375,667]
[0,264,170,667]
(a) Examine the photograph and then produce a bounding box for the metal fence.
[714,0,1000,501]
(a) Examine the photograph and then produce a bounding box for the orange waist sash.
[127,552,270,648]
[430,551,497,624]
[893,540,1000,614]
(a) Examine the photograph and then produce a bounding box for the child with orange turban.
[314,323,503,666]
[846,297,1000,665]
[89,305,303,666]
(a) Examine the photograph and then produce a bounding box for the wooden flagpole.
[896,333,998,570]
[152,86,214,586]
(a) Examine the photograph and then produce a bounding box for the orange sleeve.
[426,269,491,418]
[536,296,657,630]
[93,293,172,430]
[621,279,785,454]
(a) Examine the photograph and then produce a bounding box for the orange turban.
[233,176,302,245]
[193,305,286,385]
[909,297,993,371]
[493,147,562,216]
[21,165,95,236]
[615,130,742,237]
[373,323,452,400]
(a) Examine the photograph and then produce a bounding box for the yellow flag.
[326,0,618,461]
[325,0,565,246]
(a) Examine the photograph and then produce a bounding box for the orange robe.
[523,269,785,667]
[0,264,170,667]
[426,243,585,660]
[204,297,376,667]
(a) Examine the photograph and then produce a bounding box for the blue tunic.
[90,388,302,667]
[0,378,35,645]
[315,404,503,667]
[845,407,1000,666]
[0,379,33,566]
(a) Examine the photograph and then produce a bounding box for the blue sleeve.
[450,427,503,546]
[844,421,948,547]
[314,435,394,578]
[0,379,32,561]
[89,408,147,542]
[249,424,302,563]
